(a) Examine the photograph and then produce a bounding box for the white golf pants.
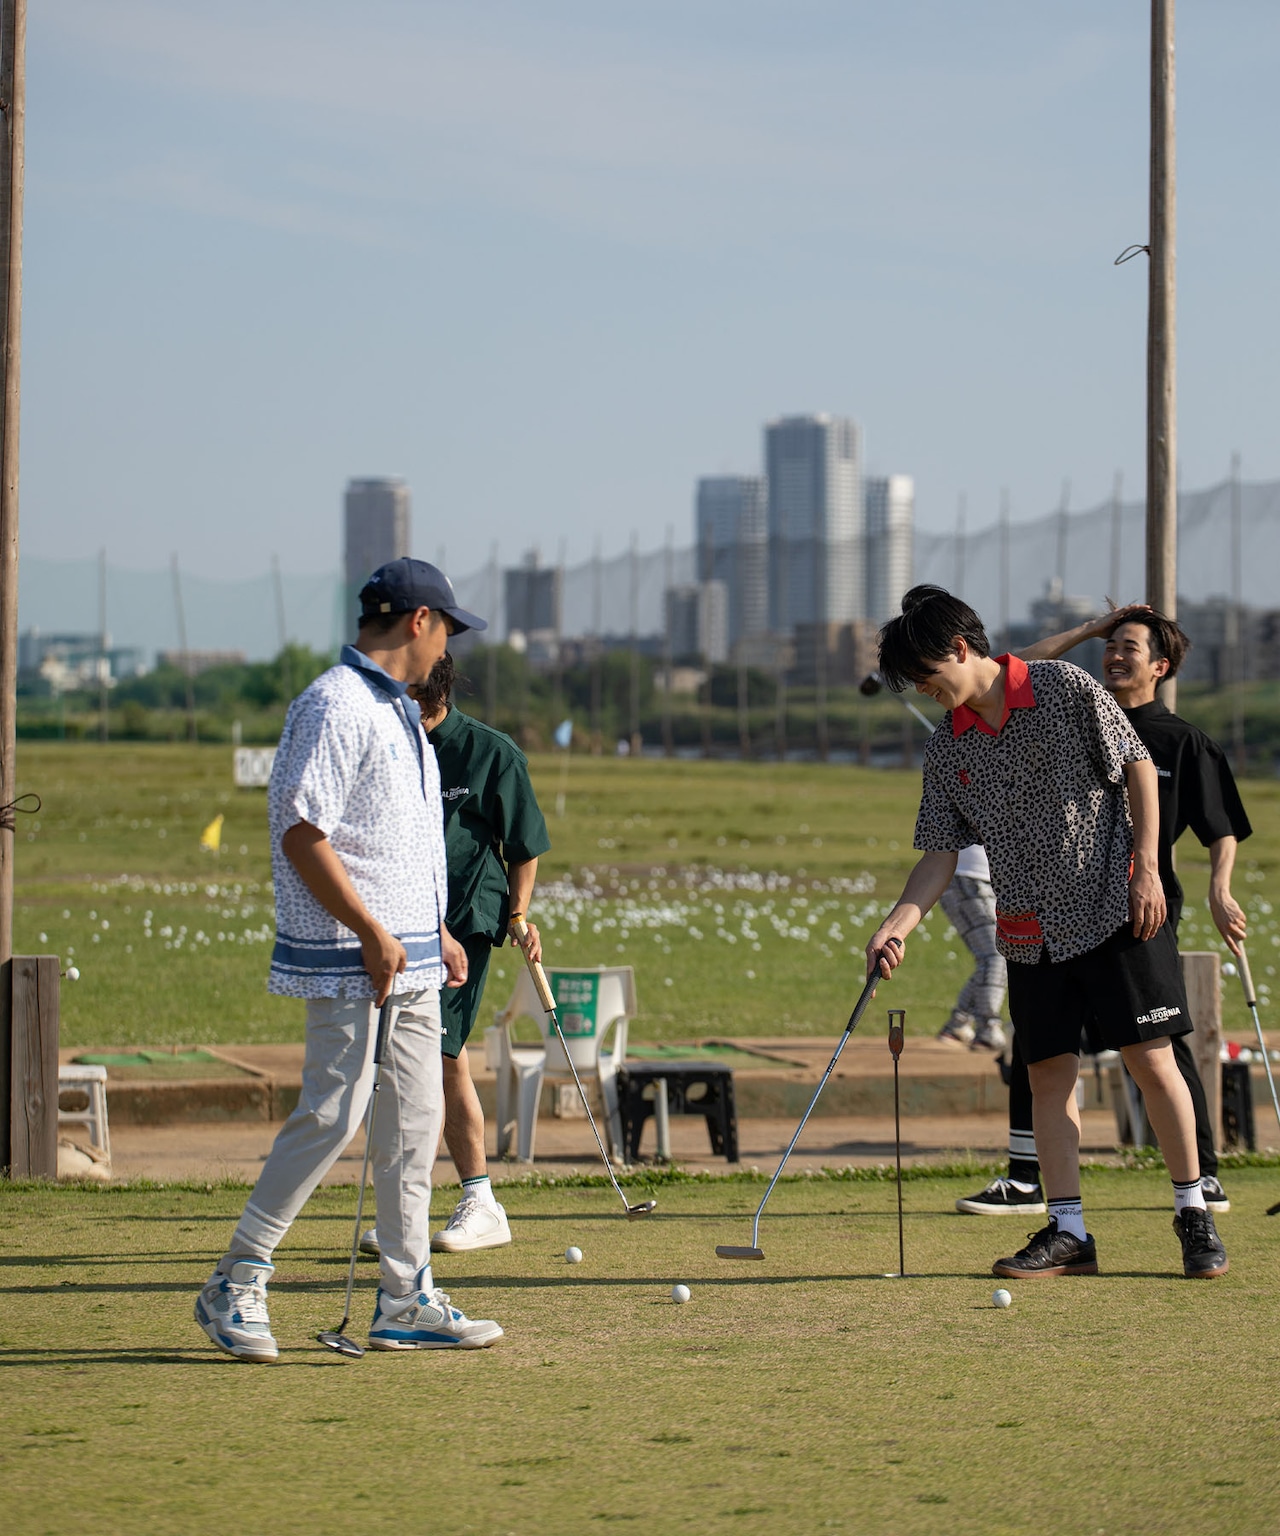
[224,988,443,1297]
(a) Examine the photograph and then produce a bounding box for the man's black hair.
[1102,610,1189,681]
[410,651,455,719]
[876,584,991,692]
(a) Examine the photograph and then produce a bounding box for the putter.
[318,997,396,1358]
[1237,947,1280,1216]
[717,959,888,1260]
[888,1008,906,1278]
[509,916,656,1220]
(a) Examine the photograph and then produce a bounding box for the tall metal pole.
[997,489,1010,652]
[1229,452,1244,771]
[271,552,290,703]
[1109,471,1124,603]
[1146,0,1177,706]
[170,554,198,741]
[661,527,673,757]
[98,546,109,742]
[0,0,25,1072]
[628,531,640,754]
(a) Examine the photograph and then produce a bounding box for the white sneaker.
[194,1259,279,1362]
[368,1276,503,1350]
[359,1229,380,1257]
[972,1018,1008,1052]
[431,1194,512,1252]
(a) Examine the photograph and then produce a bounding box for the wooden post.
[1146,0,1178,708]
[6,955,58,1177]
[0,0,27,1060]
[1181,950,1222,1154]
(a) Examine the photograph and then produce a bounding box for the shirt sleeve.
[271,692,367,839]
[913,744,980,852]
[492,749,552,865]
[1063,663,1149,785]
[1186,733,1253,848]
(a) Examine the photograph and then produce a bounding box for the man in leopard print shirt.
[867,585,1229,1282]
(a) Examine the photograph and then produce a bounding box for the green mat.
[72,1049,251,1080]
[625,1040,803,1068]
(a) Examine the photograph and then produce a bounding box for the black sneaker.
[1173,1207,1229,1279]
[1199,1176,1230,1214]
[992,1219,1098,1278]
[956,1178,1046,1216]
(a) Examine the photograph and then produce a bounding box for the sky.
[17,1,1280,583]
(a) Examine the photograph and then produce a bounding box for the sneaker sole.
[955,1198,1046,1216]
[1203,1198,1230,1214]
[991,1258,1099,1278]
[1184,1258,1229,1279]
[430,1229,513,1253]
[367,1328,504,1350]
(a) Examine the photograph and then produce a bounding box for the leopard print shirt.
[913,658,1150,964]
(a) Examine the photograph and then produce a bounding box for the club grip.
[372,998,394,1066]
[1238,944,1258,1009]
[510,914,557,1014]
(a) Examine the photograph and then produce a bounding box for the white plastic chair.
[489,965,637,1164]
[58,1063,112,1164]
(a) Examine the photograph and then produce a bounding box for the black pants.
[1007,1028,1218,1181]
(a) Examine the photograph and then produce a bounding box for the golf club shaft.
[509,917,635,1212]
[1238,945,1280,1130]
[893,1056,904,1277]
[337,999,395,1328]
[748,967,883,1248]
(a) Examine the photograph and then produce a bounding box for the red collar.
[951,654,1036,737]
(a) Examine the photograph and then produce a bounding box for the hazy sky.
[18,2,1280,581]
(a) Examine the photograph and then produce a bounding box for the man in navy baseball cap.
[359,558,488,634]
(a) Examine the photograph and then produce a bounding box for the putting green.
[2,1167,1279,1534]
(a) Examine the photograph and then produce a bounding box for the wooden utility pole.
[1146,0,1177,706]
[0,0,27,1010]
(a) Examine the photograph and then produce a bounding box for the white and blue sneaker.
[368,1273,503,1351]
[194,1259,279,1362]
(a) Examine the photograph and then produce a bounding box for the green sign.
[549,972,600,1038]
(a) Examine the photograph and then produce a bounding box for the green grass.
[12,744,1280,1048]
[2,1171,1279,1534]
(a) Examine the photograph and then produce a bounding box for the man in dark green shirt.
[363,652,551,1257]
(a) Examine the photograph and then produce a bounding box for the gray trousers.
[225,988,442,1297]
[939,875,1007,1023]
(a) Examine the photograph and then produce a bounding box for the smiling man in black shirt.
[957,608,1251,1218]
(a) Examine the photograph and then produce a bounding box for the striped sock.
[1173,1178,1206,1215]
[462,1174,497,1210]
[1047,1198,1086,1241]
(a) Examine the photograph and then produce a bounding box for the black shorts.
[1007,921,1192,1065]
[440,934,495,1059]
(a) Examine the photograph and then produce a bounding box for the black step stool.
[616,1062,739,1164]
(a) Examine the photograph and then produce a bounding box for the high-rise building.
[695,475,767,648]
[665,581,729,664]
[505,549,562,639]
[344,478,411,617]
[864,474,914,624]
[765,414,862,635]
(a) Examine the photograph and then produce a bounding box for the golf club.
[509,915,656,1220]
[318,996,396,1358]
[888,1008,906,1278]
[858,671,937,734]
[716,959,888,1260]
[1236,944,1280,1132]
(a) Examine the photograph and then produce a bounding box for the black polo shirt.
[1121,698,1252,928]
[427,706,551,945]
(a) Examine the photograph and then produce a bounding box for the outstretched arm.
[866,850,958,979]
[1208,836,1247,955]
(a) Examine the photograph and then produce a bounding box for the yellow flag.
[200,814,224,853]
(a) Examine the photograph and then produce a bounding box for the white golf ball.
[671,1283,691,1304]
[65,966,80,982]
[1222,961,1238,978]
[992,1288,1012,1309]
[565,1245,583,1264]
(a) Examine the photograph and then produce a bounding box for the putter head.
[858,671,884,697]
[626,1200,658,1219]
[318,1329,364,1358]
[716,1244,765,1260]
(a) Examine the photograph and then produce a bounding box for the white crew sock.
[461,1174,497,1210]
[1047,1198,1087,1241]
[1173,1178,1207,1214]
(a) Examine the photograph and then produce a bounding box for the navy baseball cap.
[358,558,487,632]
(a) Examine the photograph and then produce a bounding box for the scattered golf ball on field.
[671,1284,691,1304]
[992,1288,1012,1309]
[1222,962,1238,978]
[565,1245,583,1264]
[65,966,80,982]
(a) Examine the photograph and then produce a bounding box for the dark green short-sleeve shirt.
[427,706,551,944]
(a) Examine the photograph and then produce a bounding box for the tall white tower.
[764,415,862,634]
[865,475,914,624]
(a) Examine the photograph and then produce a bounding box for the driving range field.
[2,1168,1280,1535]
[10,742,1280,1049]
